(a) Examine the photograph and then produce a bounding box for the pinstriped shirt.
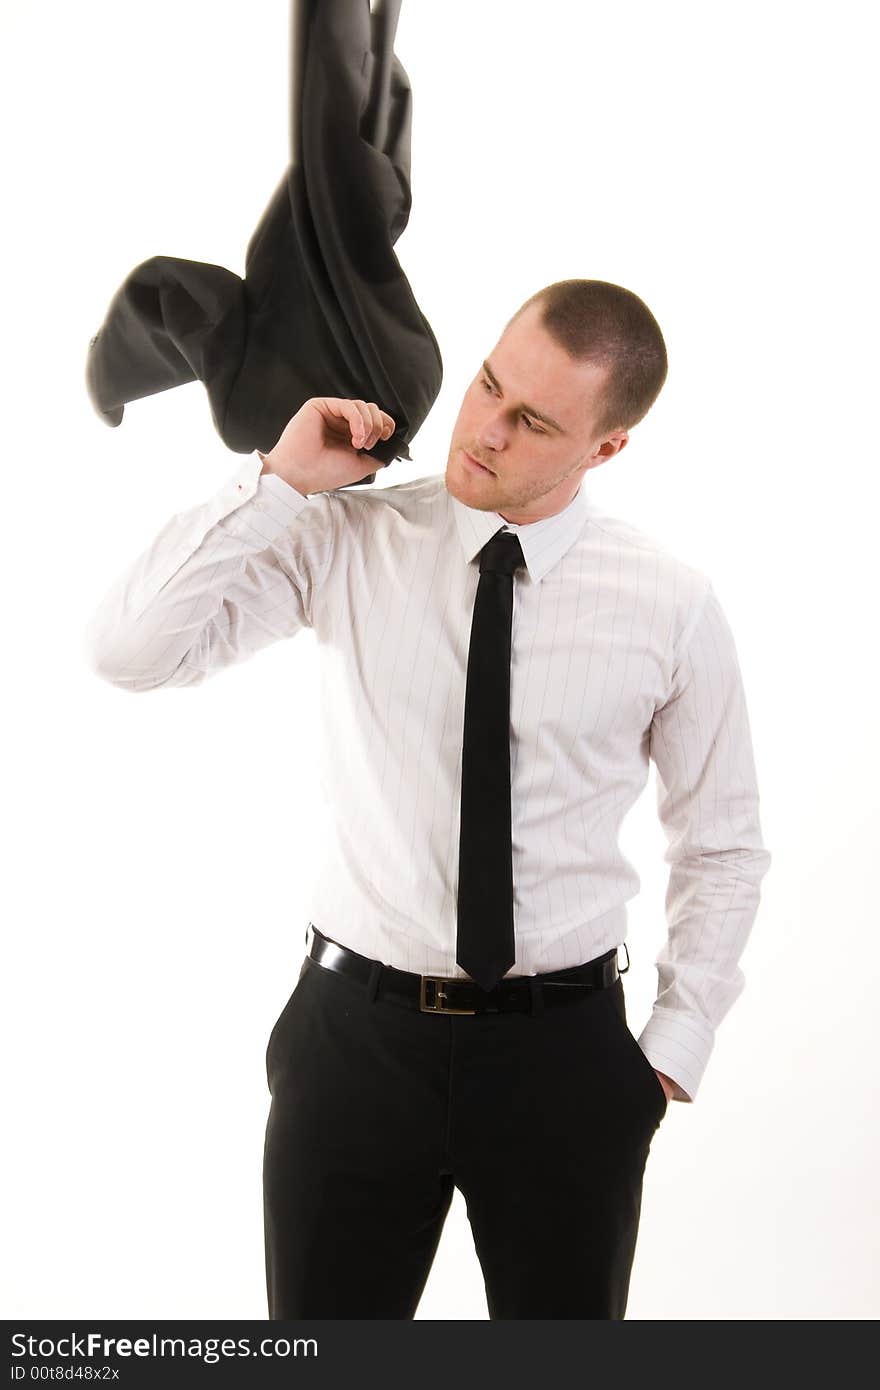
[83,450,771,1102]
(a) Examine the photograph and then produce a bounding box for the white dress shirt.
[84,451,771,1102]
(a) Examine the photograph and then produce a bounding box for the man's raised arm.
[82,398,394,692]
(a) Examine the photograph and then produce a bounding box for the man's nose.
[476,412,508,451]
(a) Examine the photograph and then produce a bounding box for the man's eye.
[480,378,542,433]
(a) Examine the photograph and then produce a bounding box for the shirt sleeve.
[82,452,337,692]
[638,581,772,1103]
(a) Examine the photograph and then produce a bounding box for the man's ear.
[584,432,628,471]
[601,432,629,460]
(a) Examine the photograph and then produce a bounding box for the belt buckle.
[420,976,476,1015]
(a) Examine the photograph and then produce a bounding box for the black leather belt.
[306,923,624,1015]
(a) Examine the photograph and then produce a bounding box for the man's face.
[445,302,629,524]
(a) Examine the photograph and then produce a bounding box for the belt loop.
[529,976,544,1015]
[366,959,382,1004]
[617,942,630,975]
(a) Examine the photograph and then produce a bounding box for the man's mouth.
[463,450,494,475]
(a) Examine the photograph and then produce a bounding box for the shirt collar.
[448,478,594,583]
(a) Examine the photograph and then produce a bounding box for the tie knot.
[479,530,525,576]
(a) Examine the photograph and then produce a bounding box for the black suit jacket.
[84,0,442,483]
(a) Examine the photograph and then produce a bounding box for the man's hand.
[259,397,396,495]
[654,1070,676,1103]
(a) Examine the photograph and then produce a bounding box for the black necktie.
[456,529,526,991]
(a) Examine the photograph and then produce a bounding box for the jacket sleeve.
[638,581,772,1103]
[82,452,337,692]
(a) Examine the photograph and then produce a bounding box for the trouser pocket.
[265,954,312,1083]
[601,979,668,1122]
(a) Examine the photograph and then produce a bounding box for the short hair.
[506,279,668,437]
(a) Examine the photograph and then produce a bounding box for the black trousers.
[262,937,668,1319]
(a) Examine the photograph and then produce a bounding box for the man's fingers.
[317,398,396,449]
[369,407,396,441]
[349,400,394,449]
[350,400,372,447]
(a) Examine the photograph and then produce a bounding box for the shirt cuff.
[219,452,312,542]
[637,1006,715,1103]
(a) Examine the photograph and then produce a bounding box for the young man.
[85,279,771,1318]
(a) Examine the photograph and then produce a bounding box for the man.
[85,279,771,1319]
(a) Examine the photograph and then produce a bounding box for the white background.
[2,0,877,1319]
